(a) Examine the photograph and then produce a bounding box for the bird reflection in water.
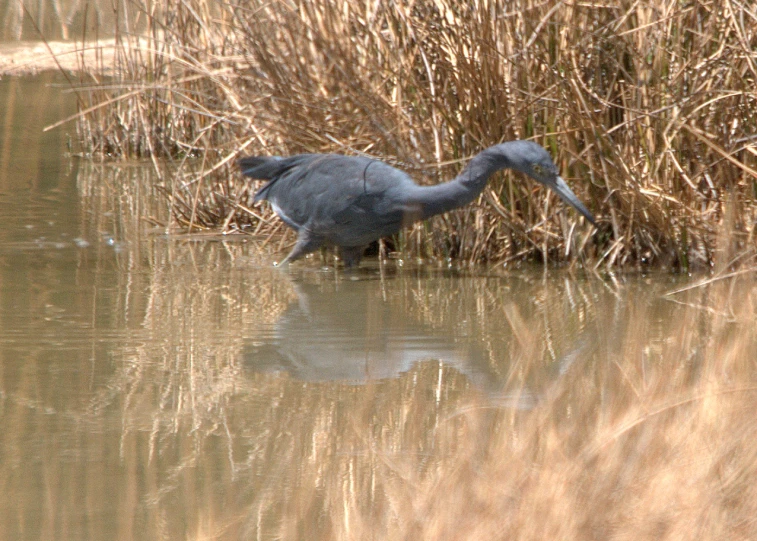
[242,276,589,407]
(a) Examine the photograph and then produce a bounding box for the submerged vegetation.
[55,0,757,267]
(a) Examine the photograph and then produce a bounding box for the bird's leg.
[339,246,366,268]
[276,231,323,267]
[319,245,328,266]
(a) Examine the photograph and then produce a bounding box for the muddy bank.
[0,40,116,76]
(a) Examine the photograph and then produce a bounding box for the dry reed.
[60,0,757,268]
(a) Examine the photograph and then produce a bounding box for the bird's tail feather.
[238,156,288,202]
[238,156,284,180]
[240,154,318,202]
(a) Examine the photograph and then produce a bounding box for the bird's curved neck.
[411,145,512,220]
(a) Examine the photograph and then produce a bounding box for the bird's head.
[496,141,559,183]
[498,141,596,226]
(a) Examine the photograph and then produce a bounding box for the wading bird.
[239,141,595,267]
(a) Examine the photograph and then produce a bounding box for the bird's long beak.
[549,176,596,226]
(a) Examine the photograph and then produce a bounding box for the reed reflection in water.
[3,220,755,540]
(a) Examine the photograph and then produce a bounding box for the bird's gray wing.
[242,154,417,245]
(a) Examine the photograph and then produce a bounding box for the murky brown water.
[1,75,756,541]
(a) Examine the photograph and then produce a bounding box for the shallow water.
[1,75,755,540]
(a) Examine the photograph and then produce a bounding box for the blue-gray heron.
[239,141,595,266]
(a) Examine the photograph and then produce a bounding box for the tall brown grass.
[62,0,757,268]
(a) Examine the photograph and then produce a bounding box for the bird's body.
[239,141,595,266]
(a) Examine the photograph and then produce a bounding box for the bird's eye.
[532,164,544,175]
